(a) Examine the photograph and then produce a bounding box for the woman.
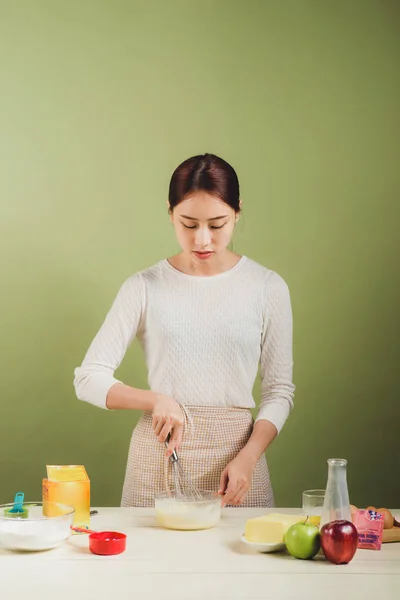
[74,153,295,508]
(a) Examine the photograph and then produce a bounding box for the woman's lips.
[193,251,214,260]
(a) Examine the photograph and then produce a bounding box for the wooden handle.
[382,527,400,543]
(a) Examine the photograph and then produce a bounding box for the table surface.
[1,507,399,600]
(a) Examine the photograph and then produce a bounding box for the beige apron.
[121,406,274,508]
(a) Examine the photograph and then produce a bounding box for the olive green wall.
[1,1,399,509]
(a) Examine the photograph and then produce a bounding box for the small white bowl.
[241,534,286,553]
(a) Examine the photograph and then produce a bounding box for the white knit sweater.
[73,256,295,433]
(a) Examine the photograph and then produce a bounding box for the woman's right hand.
[152,394,184,457]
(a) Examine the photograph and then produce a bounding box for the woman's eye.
[182,222,227,230]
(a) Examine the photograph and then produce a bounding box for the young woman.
[74,153,295,508]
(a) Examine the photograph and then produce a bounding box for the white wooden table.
[1,507,399,600]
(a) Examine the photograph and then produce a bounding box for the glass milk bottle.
[320,458,352,528]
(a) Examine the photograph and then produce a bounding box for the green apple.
[285,522,321,559]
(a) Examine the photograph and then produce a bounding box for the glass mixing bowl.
[154,491,221,530]
[0,501,75,551]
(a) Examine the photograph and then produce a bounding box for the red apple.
[320,520,358,564]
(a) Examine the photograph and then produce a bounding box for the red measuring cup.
[71,526,127,555]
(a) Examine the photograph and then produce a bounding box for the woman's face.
[169,191,238,264]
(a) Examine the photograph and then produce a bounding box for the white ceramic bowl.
[0,501,75,552]
[155,491,221,530]
[241,534,286,553]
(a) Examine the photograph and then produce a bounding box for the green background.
[1,0,399,509]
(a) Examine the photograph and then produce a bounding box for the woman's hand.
[152,394,184,457]
[218,420,277,506]
[218,454,256,507]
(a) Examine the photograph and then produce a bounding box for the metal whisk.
[164,433,203,501]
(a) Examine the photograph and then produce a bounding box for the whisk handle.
[165,432,179,462]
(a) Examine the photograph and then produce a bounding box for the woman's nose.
[194,227,211,248]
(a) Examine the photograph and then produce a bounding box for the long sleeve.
[256,271,295,433]
[73,272,146,409]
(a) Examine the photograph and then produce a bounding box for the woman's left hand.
[218,454,256,507]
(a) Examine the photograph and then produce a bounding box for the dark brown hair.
[168,153,240,213]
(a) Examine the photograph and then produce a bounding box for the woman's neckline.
[163,255,247,280]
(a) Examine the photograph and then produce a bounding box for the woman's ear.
[235,200,242,221]
[167,200,173,221]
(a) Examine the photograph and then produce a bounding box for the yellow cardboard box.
[42,465,90,529]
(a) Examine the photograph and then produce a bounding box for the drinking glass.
[302,489,325,517]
